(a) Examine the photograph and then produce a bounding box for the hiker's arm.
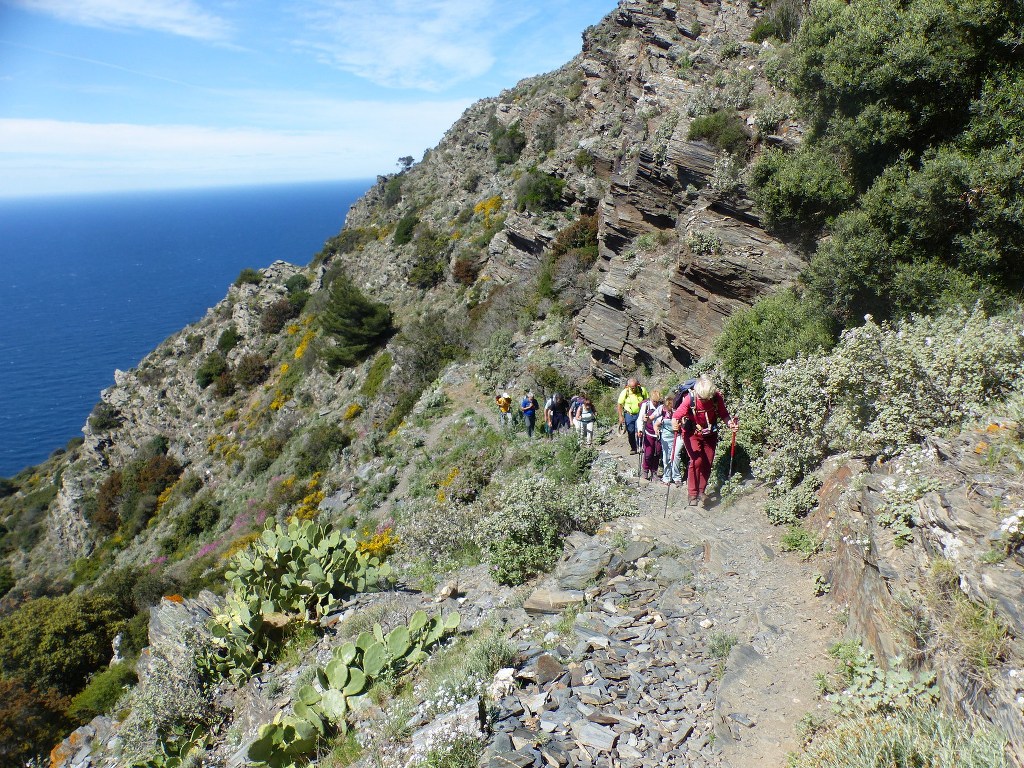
[717,393,738,429]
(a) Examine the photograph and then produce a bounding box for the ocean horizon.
[0,179,372,477]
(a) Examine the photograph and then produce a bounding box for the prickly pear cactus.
[226,519,393,621]
[247,610,461,767]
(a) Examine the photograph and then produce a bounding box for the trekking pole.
[728,427,737,478]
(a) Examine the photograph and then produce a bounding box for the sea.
[0,179,372,478]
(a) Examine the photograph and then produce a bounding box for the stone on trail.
[573,721,618,751]
[554,541,613,590]
[523,587,585,614]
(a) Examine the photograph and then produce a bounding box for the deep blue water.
[0,180,371,477]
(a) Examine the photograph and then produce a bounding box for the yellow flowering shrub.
[343,403,363,421]
[294,330,315,360]
[358,526,399,559]
[474,195,502,226]
[286,324,301,335]
[221,532,262,561]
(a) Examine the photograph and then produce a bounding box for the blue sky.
[0,0,617,197]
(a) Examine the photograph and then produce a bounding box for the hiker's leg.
[582,421,594,445]
[696,437,717,496]
[684,434,700,499]
[624,412,639,452]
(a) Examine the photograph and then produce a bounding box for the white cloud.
[292,0,534,91]
[0,102,471,196]
[9,0,232,41]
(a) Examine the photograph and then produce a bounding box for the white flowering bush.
[752,307,1024,497]
[118,629,218,763]
[764,475,821,525]
[478,473,636,585]
[998,510,1024,554]
[397,497,483,563]
[875,452,941,547]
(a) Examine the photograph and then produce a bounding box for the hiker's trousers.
[684,431,718,498]
[660,434,683,483]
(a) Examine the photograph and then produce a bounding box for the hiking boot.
[661,478,672,485]
[688,497,698,506]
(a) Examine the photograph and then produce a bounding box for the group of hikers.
[494,390,599,444]
[495,374,738,507]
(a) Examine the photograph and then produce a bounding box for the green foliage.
[317,227,378,263]
[489,119,527,166]
[749,308,1024,497]
[749,146,855,234]
[408,226,449,288]
[217,325,240,354]
[790,0,1019,188]
[687,110,749,155]
[213,520,393,680]
[780,524,821,558]
[383,176,403,209]
[248,610,459,767]
[235,268,262,286]
[514,170,566,212]
[360,351,393,399]
[750,0,802,42]
[295,423,353,476]
[69,662,138,722]
[480,472,636,585]
[826,643,937,716]
[0,592,128,694]
[119,627,216,765]
[285,274,310,294]
[764,475,821,526]
[551,214,599,265]
[0,477,16,497]
[196,352,228,389]
[715,289,835,396]
[235,352,269,388]
[475,330,518,392]
[393,213,420,246]
[708,632,738,660]
[317,272,394,372]
[89,401,122,431]
[91,449,182,537]
[172,495,220,541]
[0,563,13,598]
[755,0,1024,324]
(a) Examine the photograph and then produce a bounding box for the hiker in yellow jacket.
[616,378,648,455]
[495,392,513,428]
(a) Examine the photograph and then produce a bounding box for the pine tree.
[318,274,394,372]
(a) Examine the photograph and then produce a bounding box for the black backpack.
[670,378,697,411]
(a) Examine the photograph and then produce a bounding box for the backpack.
[670,378,698,411]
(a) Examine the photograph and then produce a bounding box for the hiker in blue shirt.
[520,390,539,438]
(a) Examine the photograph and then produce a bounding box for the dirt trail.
[601,436,836,767]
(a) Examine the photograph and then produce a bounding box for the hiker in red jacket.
[672,375,738,506]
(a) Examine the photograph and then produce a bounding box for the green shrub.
[779,524,821,557]
[480,473,635,585]
[393,213,420,246]
[749,146,855,233]
[235,268,262,286]
[714,289,835,396]
[88,402,122,432]
[295,424,354,476]
[285,274,310,294]
[317,273,394,372]
[361,351,393,399]
[0,592,128,694]
[489,119,527,166]
[317,228,378,262]
[749,0,802,42]
[0,477,17,497]
[196,352,228,389]
[260,297,300,335]
[514,170,566,212]
[235,352,269,388]
[764,475,821,525]
[69,662,138,722]
[213,370,236,398]
[173,495,221,541]
[688,110,749,155]
[217,325,240,354]
[0,563,13,597]
[551,214,598,261]
[383,176,403,208]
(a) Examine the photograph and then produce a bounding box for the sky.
[0,0,617,197]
